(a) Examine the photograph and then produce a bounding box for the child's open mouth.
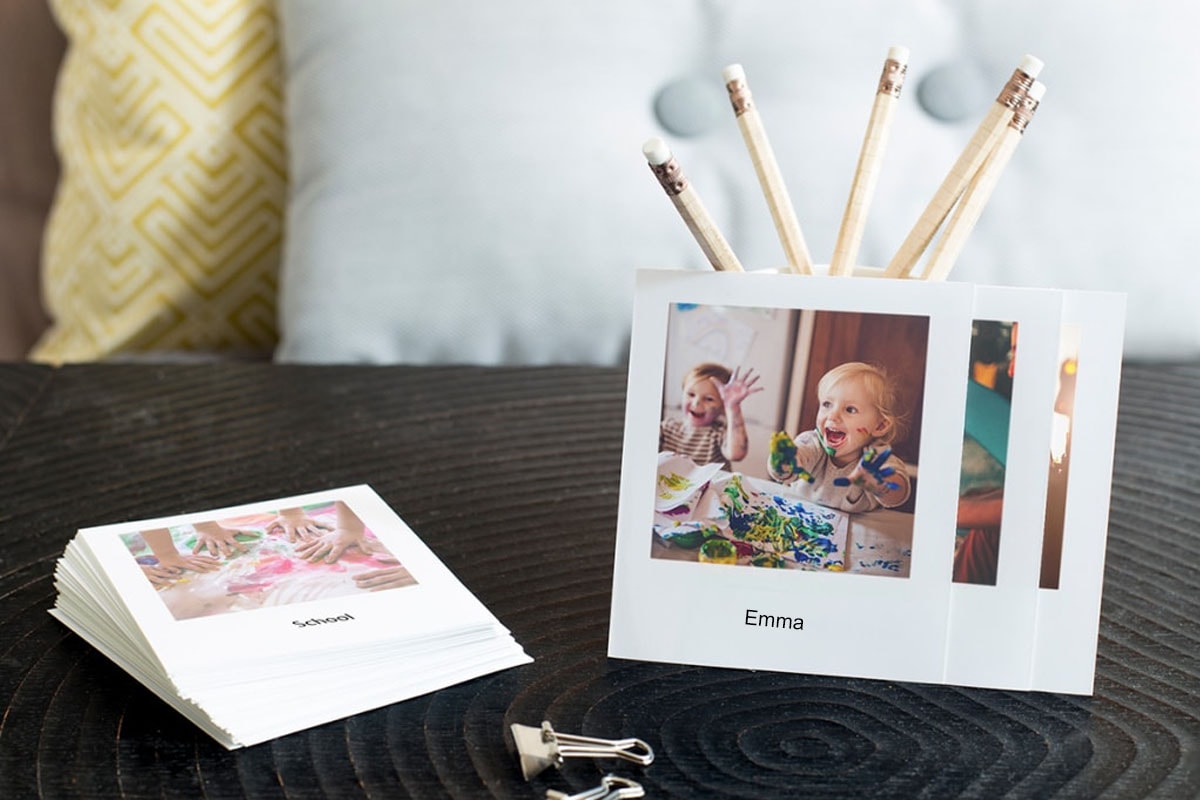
[824,428,847,448]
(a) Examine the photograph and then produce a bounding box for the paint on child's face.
[683,377,724,428]
[815,376,887,465]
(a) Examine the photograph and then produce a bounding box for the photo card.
[610,269,975,685]
[63,485,509,680]
[50,485,532,747]
[1031,290,1126,694]
[944,286,1065,690]
[609,270,1127,695]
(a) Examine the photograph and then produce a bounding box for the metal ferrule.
[996,68,1037,110]
[877,58,908,98]
[1009,92,1041,134]
[725,79,754,115]
[650,157,688,195]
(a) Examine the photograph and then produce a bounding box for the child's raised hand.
[768,430,815,484]
[834,446,901,493]
[717,366,764,409]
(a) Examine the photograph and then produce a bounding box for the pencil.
[643,137,744,273]
[883,54,1043,278]
[722,63,813,275]
[923,81,1046,282]
[829,46,910,277]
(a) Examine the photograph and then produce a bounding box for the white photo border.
[943,286,1064,690]
[1031,290,1126,695]
[73,485,509,678]
[610,270,975,684]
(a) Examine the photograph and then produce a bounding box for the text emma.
[745,609,804,630]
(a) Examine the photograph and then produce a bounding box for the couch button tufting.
[915,62,990,123]
[653,76,725,137]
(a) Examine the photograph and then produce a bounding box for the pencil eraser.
[887,45,910,64]
[1018,54,1044,77]
[642,137,672,166]
[1027,81,1047,101]
[721,63,746,83]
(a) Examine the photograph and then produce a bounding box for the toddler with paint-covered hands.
[767,362,911,513]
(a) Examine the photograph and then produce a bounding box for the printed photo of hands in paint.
[123,500,417,621]
[653,304,927,577]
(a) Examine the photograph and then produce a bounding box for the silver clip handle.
[550,728,654,767]
[512,721,655,781]
[546,774,645,800]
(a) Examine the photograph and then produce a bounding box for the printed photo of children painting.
[123,499,416,621]
[652,302,930,577]
[1040,324,1080,590]
[952,320,1015,585]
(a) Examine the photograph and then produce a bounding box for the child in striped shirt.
[659,362,762,469]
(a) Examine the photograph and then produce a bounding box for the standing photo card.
[608,269,1125,694]
[610,269,975,685]
[1031,290,1126,694]
[943,286,1063,691]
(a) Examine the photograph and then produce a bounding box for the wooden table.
[1,362,1198,798]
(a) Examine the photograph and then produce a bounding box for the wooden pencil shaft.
[924,87,1042,282]
[830,56,908,277]
[883,64,1039,279]
[670,189,744,272]
[725,73,813,275]
[830,94,897,276]
[647,155,743,273]
[922,129,1021,282]
[736,112,812,274]
[882,102,1009,278]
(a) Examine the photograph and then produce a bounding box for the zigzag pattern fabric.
[33,0,285,362]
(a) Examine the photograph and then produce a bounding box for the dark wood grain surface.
[0,362,1197,798]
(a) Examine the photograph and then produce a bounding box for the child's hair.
[682,362,732,394]
[817,361,905,444]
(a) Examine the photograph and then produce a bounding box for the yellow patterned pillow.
[32,0,285,362]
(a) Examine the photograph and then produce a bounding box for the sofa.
[3,0,1199,365]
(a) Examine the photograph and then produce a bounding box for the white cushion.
[277,1,1200,363]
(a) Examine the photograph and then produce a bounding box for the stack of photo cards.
[50,485,531,748]
[609,269,1125,694]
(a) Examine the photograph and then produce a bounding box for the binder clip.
[510,720,654,780]
[546,774,645,800]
